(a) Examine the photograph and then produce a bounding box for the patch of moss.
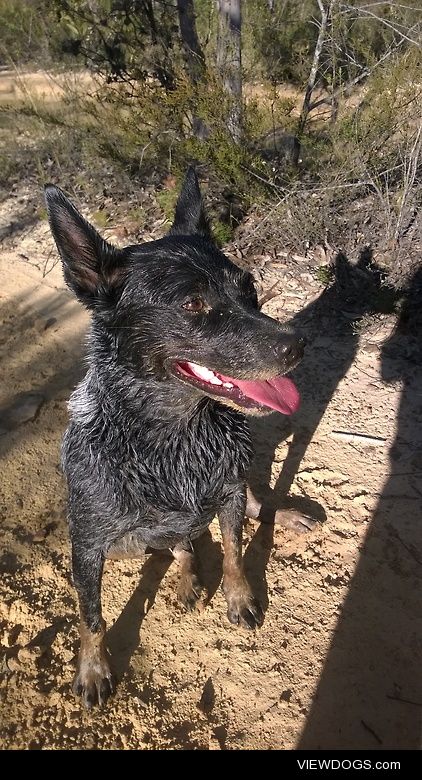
[36,206,48,221]
[315,265,334,287]
[213,221,234,247]
[156,188,179,223]
[91,209,109,228]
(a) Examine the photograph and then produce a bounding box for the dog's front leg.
[219,485,264,630]
[71,544,114,708]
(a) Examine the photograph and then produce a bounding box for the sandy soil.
[1,185,421,751]
[0,69,92,106]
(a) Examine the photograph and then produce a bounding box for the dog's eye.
[182,297,205,313]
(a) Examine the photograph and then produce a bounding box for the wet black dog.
[45,168,306,708]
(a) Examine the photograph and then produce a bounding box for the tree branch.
[297,0,334,137]
[340,3,422,48]
[309,20,418,113]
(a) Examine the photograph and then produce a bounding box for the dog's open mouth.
[173,361,300,414]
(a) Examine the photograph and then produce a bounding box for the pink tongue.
[227,375,300,415]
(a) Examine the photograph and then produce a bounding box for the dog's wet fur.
[45,168,307,708]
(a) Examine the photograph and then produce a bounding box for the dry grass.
[0,68,93,107]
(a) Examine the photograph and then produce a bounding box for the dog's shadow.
[106,531,224,681]
[245,249,391,607]
[249,249,389,515]
[105,525,273,681]
[106,552,172,680]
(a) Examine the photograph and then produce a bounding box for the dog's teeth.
[186,361,223,385]
[209,375,222,385]
[223,382,233,389]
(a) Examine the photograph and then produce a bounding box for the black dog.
[45,168,306,708]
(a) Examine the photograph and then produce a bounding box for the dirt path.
[1,188,421,750]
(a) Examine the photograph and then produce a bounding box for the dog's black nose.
[277,337,305,365]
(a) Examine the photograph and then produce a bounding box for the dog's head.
[45,168,304,416]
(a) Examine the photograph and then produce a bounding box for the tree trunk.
[216,0,242,143]
[177,0,206,83]
[297,0,332,138]
[177,0,208,137]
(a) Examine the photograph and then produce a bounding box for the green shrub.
[315,265,334,286]
[156,188,179,224]
[212,221,234,247]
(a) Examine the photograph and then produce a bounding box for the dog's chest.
[126,406,252,513]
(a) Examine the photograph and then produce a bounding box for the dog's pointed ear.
[44,185,125,306]
[169,167,211,238]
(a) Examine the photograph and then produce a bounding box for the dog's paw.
[274,507,317,533]
[177,572,206,611]
[226,592,264,630]
[72,659,115,709]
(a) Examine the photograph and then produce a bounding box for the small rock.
[208,733,222,750]
[0,552,20,573]
[60,648,74,664]
[364,343,380,354]
[197,677,215,714]
[18,644,46,665]
[5,655,21,672]
[280,688,293,702]
[1,393,45,429]
[48,692,61,707]
[32,528,48,543]
[44,317,57,331]
[6,625,22,647]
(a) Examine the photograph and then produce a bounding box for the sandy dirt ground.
[1,184,422,751]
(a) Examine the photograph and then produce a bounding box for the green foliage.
[0,0,420,282]
[332,47,421,180]
[0,0,74,65]
[48,0,180,87]
[212,220,234,247]
[91,209,109,228]
[315,265,334,286]
[244,0,421,91]
[57,66,270,202]
[0,1,45,64]
[156,188,179,223]
[244,0,318,85]
[36,206,48,221]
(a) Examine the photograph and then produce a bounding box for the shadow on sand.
[296,266,422,749]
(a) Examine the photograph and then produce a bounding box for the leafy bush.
[0,0,50,65]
